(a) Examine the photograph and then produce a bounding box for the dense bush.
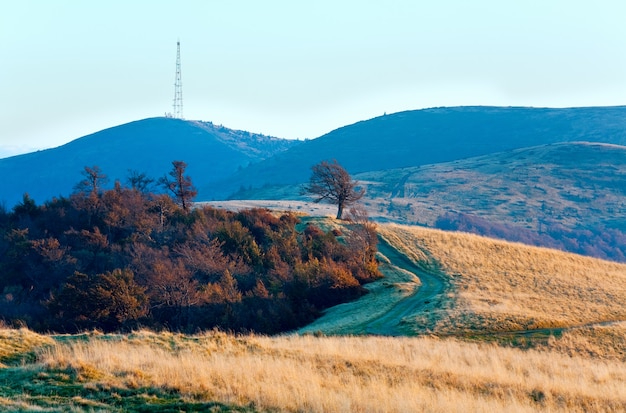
[0,176,381,334]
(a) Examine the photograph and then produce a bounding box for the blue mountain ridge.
[217,106,626,200]
[0,117,298,207]
[4,106,626,208]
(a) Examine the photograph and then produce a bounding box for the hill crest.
[214,105,626,199]
[0,117,299,207]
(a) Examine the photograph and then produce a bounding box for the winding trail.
[371,237,626,339]
[363,236,447,336]
[301,230,626,338]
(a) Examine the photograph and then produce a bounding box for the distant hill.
[219,106,626,199]
[0,117,299,207]
[227,142,626,262]
[356,141,626,226]
[6,106,626,209]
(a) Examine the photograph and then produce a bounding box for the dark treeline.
[0,166,380,334]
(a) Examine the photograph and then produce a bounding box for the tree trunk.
[336,203,344,220]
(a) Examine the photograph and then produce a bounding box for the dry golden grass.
[22,329,625,412]
[0,327,54,367]
[544,321,626,361]
[378,224,626,334]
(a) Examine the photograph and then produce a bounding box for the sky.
[2,1,626,157]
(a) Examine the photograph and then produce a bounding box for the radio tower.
[172,40,183,119]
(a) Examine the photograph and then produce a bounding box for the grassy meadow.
[2,222,626,411]
[377,224,626,335]
[1,327,626,412]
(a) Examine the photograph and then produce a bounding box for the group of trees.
[0,161,380,333]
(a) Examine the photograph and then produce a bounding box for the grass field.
[2,222,626,411]
[1,328,626,412]
[301,222,626,345]
[377,224,626,335]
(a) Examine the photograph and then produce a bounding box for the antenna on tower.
[172,40,183,119]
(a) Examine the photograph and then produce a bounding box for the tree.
[75,166,108,196]
[127,170,154,193]
[346,205,378,263]
[302,160,364,219]
[344,205,381,282]
[92,268,148,327]
[72,166,108,227]
[48,268,148,331]
[159,161,197,212]
[12,193,38,217]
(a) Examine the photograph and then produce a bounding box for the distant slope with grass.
[230,142,626,262]
[359,142,626,261]
[357,141,626,227]
[218,106,626,199]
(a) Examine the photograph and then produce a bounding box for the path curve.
[364,236,447,336]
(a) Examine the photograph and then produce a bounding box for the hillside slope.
[229,142,626,261]
[356,141,626,224]
[302,223,626,338]
[361,142,626,260]
[219,106,626,199]
[0,117,299,207]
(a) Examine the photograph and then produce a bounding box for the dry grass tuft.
[1,325,626,411]
[0,327,54,366]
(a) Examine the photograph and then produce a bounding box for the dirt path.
[298,235,449,336]
[363,237,447,336]
[300,233,625,338]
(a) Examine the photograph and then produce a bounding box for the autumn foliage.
[0,168,380,333]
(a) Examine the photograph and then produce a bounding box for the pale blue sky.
[2,1,626,157]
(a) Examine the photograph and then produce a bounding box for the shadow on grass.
[0,366,264,412]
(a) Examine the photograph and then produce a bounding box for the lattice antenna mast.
[172,40,183,119]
